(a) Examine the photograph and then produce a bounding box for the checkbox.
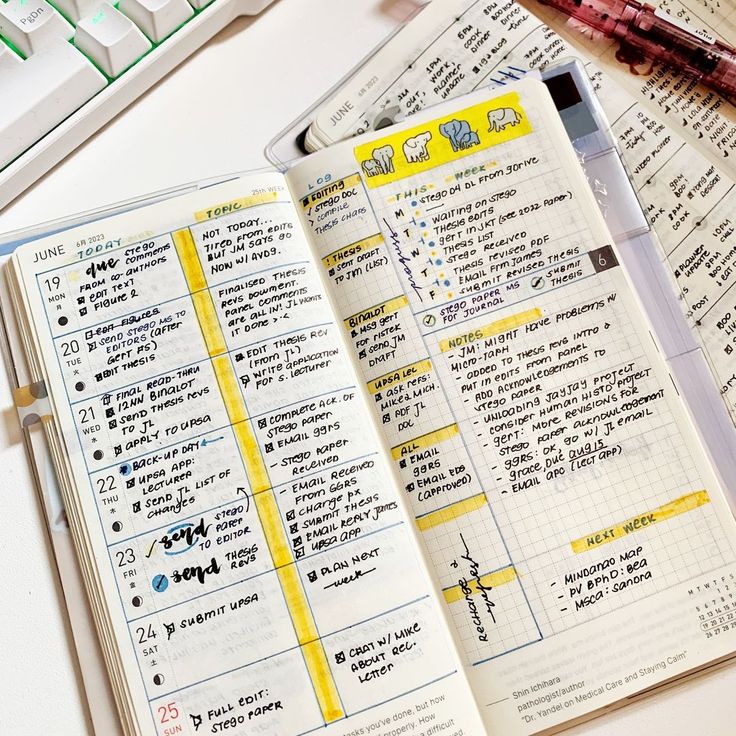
[126,478,136,489]
[289,523,298,534]
[399,458,407,469]
[307,570,317,583]
[265,442,274,453]
[105,407,115,418]
[258,418,267,429]
[295,547,304,560]
[286,509,295,521]
[335,651,345,664]
[406,482,414,492]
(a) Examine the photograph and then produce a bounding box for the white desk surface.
[0,0,735,732]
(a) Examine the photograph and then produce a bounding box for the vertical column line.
[173,228,343,724]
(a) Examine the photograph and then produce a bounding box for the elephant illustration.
[439,119,480,152]
[361,159,382,177]
[487,107,522,132]
[403,131,432,163]
[457,128,480,149]
[372,145,395,174]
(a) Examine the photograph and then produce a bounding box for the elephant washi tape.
[361,145,396,177]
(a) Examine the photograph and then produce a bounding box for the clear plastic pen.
[539,0,736,98]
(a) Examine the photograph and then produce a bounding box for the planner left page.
[6,173,485,736]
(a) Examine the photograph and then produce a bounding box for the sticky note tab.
[14,380,52,427]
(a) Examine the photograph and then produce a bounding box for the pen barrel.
[616,2,736,96]
[538,0,736,97]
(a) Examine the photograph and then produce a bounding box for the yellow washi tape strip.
[194,191,280,222]
[345,295,409,331]
[391,424,459,460]
[301,174,362,209]
[322,233,383,269]
[443,566,517,604]
[354,91,532,188]
[416,493,487,532]
[367,358,433,395]
[439,308,542,353]
[571,490,710,553]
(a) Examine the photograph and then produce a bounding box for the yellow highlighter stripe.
[439,308,542,353]
[322,233,384,269]
[301,173,362,209]
[191,291,226,356]
[443,566,518,604]
[416,493,487,532]
[232,422,271,496]
[211,355,246,424]
[173,228,208,291]
[302,641,344,722]
[391,424,459,460]
[367,358,433,395]
[345,295,409,331]
[194,191,280,221]
[176,226,342,723]
[571,490,711,553]
[173,228,226,356]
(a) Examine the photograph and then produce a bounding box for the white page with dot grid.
[286,79,736,735]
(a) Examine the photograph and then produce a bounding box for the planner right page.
[288,80,736,734]
[307,0,736,424]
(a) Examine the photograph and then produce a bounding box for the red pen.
[538,0,736,98]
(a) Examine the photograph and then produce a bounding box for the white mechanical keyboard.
[0,0,273,209]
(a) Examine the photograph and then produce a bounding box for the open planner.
[3,78,736,736]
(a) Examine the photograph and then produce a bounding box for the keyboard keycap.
[51,0,104,24]
[118,0,193,43]
[185,0,214,10]
[0,0,74,57]
[0,37,106,169]
[0,40,22,71]
[75,3,151,77]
